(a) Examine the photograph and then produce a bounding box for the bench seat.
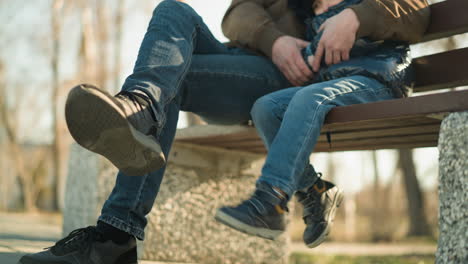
[176,89,468,153]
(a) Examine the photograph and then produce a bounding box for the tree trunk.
[325,153,335,182]
[370,151,381,240]
[113,0,125,94]
[95,0,109,90]
[0,63,37,212]
[78,1,98,83]
[51,0,68,211]
[398,148,431,236]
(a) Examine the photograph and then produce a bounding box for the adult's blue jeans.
[250,76,396,197]
[98,0,290,240]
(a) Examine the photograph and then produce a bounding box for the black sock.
[96,221,132,244]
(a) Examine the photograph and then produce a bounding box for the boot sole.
[65,84,165,176]
[306,189,344,248]
[18,256,138,264]
[214,209,284,240]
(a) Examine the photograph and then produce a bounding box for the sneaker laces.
[47,226,103,256]
[300,173,326,224]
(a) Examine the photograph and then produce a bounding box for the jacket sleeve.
[349,0,430,43]
[222,0,285,57]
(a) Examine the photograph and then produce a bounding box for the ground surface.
[0,212,436,264]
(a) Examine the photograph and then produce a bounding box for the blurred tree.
[325,153,336,182]
[398,148,431,236]
[0,62,45,211]
[370,151,382,240]
[96,0,110,90]
[77,0,98,83]
[50,0,68,211]
[114,0,126,93]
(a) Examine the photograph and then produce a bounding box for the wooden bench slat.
[176,90,467,153]
[179,129,440,153]
[413,47,468,92]
[184,123,439,150]
[322,115,440,132]
[420,0,468,43]
[244,136,438,153]
[313,138,438,152]
[325,89,468,124]
[242,140,437,153]
[178,111,447,146]
[317,123,440,142]
[314,133,439,150]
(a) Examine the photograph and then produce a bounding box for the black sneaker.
[17,226,138,264]
[215,183,288,240]
[65,84,165,176]
[296,176,344,248]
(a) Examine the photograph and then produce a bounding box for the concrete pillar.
[436,111,468,263]
[63,142,290,264]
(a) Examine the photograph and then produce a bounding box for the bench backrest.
[412,0,468,92]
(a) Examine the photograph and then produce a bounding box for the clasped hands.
[271,8,359,86]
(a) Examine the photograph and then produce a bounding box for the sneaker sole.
[306,189,344,248]
[214,209,284,240]
[65,84,165,176]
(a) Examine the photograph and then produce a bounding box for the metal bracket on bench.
[426,112,449,120]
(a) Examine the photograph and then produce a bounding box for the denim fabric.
[250,75,396,197]
[98,0,290,240]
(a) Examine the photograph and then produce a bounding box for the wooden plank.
[317,123,440,142]
[176,91,467,153]
[178,114,442,146]
[413,48,468,92]
[197,124,440,149]
[315,134,438,149]
[245,141,436,154]
[325,90,468,124]
[244,135,438,154]
[314,141,437,152]
[177,131,257,144]
[421,0,468,43]
[322,115,439,132]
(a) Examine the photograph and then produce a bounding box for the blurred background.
[0,0,467,263]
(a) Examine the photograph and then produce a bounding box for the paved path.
[292,242,436,256]
[0,212,63,264]
[0,212,436,264]
[0,212,191,264]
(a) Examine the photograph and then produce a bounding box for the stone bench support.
[436,111,468,263]
[63,142,290,264]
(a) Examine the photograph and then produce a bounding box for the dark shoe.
[215,184,288,240]
[296,177,344,248]
[65,84,165,176]
[17,226,137,264]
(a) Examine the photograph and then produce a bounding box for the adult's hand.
[312,8,360,72]
[272,36,313,86]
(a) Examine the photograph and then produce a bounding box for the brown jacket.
[222,0,430,57]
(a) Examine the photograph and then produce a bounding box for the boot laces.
[116,91,158,135]
[117,92,152,115]
[248,187,289,215]
[47,226,103,256]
